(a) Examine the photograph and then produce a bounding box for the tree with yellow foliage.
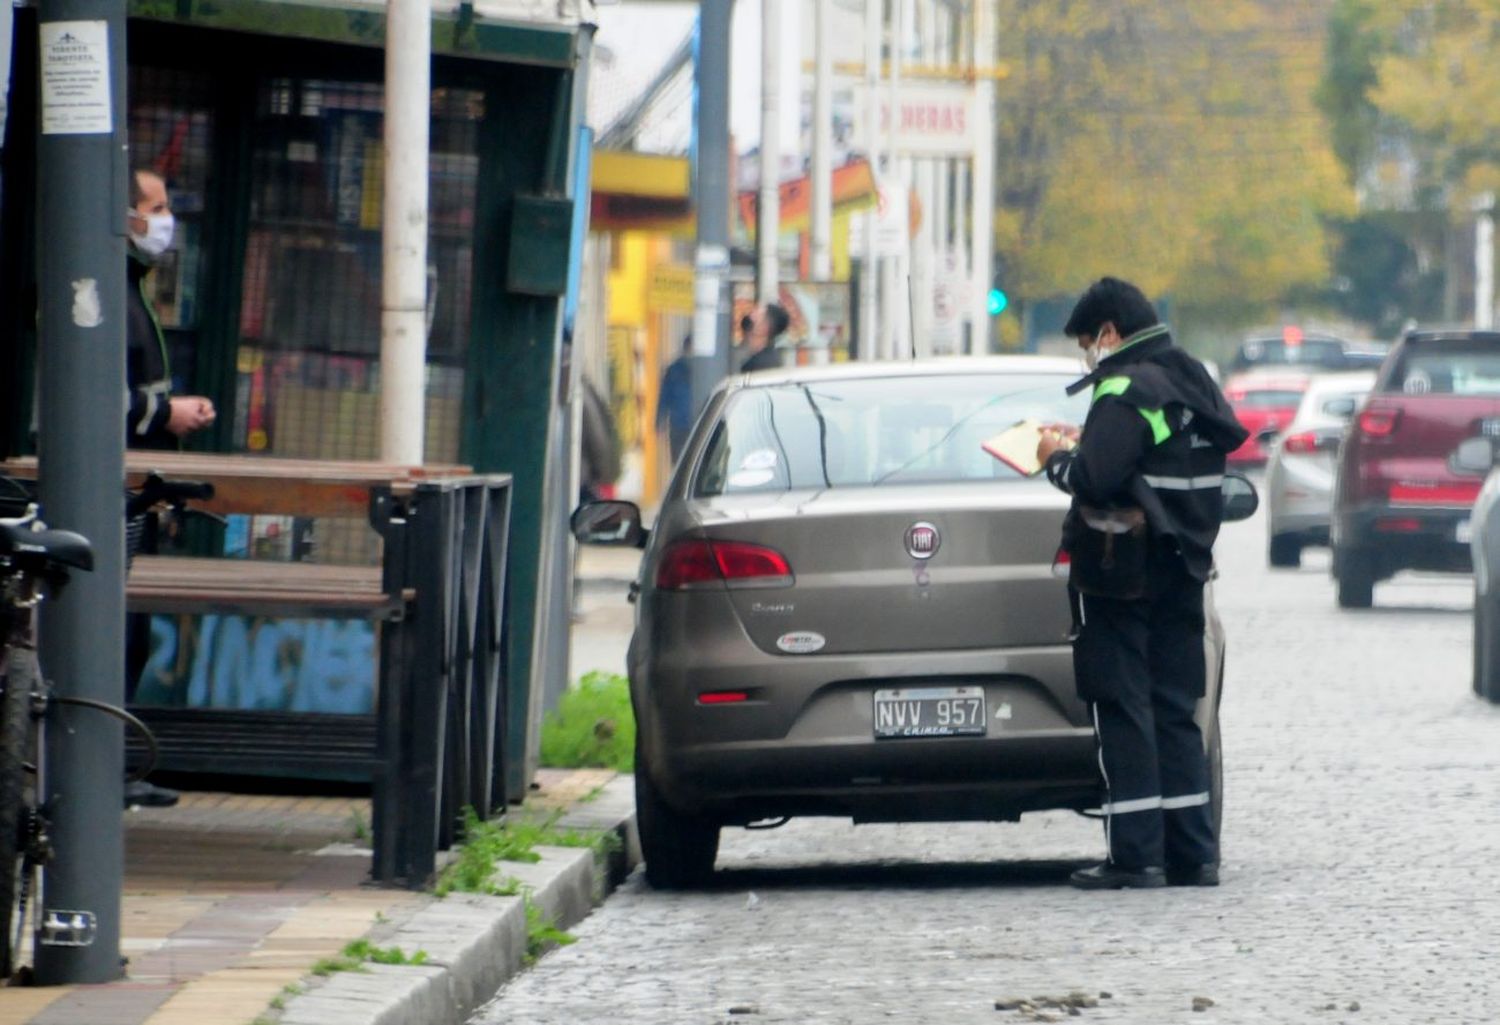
[992,0,1352,328]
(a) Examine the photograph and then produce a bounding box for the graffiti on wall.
[135,614,376,714]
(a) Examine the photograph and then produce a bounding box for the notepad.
[981,419,1050,476]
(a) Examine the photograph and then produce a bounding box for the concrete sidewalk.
[1,769,637,1025]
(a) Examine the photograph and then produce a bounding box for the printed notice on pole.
[40,21,112,135]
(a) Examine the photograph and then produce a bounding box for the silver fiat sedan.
[573,356,1255,888]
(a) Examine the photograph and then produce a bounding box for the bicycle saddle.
[0,523,94,572]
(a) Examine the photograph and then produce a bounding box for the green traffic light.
[988,288,1008,316]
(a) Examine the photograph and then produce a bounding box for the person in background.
[127,168,216,450]
[656,336,695,463]
[738,302,790,373]
[123,168,217,808]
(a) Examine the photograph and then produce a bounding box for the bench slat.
[127,556,399,618]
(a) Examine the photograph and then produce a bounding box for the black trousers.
[1072,556,1217,870]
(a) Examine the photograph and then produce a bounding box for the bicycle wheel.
[0,645,38,981]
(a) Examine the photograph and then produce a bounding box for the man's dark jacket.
[1044,326,1248,581]
[126,254,178,450]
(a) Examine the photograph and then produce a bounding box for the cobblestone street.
[479,507,1500,1025]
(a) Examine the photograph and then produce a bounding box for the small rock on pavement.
[1192,996,1216,1012]
[1347,1002,1361,1012]
[727,1005,760,1016]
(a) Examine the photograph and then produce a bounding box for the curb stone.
[274,776,638,1025]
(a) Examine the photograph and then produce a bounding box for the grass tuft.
[539,671,635,771]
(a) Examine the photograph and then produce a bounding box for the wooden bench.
[4,453,517,886]
[5,451,459,616]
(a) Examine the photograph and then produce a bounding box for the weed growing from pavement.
[523,900,576,964]
[310,939,428,976]
[539,670,635,771]
[348,810,371,845]
[434,807,619,897]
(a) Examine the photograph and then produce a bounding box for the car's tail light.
[655,539,793,590]
[698,690,749,705]
[1358,408,1401,437]
[1388,482,1481,506]
[1282,431,1319,454]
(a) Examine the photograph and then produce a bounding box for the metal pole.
[970,0,995,354]
[757,0,781,304]
[1477,193,1495,331]
[691,0,734,409]
[381,0,430,465]
[860,0,880,360]
[34,0,127,984]
[810,0,833,282]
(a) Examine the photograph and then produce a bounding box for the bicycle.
[0,472,216,983]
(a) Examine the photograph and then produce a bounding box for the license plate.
[1458,519,1474,543]
[1482,419,1500,438]
[873,686,986,739]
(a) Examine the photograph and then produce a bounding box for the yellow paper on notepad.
[981,419,1049,476]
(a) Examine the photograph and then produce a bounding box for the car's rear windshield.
[1383,339,1500,396]
[694,373,1087,495]
[1228,389,1304,409]
[1231,338,1346,372]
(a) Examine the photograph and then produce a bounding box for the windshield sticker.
[740,448,779,471]
[776,631,826,654]
[729,468,776,488]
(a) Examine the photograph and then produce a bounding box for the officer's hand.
[1036,423,1079,465]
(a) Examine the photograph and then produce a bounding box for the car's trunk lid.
[690,482,1073,656]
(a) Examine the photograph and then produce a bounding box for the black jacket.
[739,345,783,373]
[126,255,177,450]
[1044,326,1247,581]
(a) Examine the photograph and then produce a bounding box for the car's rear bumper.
[665,730,1100,823]
[1267,455,1335,539]
[1335,502,1474,574]
[634,638,1100,820]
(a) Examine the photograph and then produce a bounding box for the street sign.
[647,263,696,314]
[848,81,977,158]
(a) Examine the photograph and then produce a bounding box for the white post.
[1478,192,1495,331]
[381,0,431,464]
[860,0,880,360]
[969,0,995,355]
[810,0,834,282]
[758,0,782,304]
[885,0,908,360]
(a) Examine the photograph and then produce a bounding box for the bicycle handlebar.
[126,473,216,517]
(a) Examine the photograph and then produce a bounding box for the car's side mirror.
[1221,472,1259,523]
[1453,437,1496,476]
[570,500,647,548]
[1255,426,1280,447]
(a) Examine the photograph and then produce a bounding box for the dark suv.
[1331,331,1500,607]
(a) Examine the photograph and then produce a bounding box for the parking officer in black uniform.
[1036,277,1248,890]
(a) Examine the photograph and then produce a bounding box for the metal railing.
[370,474,514,887]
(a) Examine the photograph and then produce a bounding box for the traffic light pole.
[34,0,128,985]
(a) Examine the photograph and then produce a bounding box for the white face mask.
[130,211,175,258]
[1083,327,1115,371]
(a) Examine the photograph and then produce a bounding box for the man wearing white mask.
[127,168,215,450]
[123,169,217,809]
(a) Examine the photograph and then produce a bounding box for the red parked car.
[1331,330,1500,608]
[1224,370,1311,465]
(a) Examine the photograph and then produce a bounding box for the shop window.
[234,78,481,470]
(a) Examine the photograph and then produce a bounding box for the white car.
[1265,371,1376,567]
